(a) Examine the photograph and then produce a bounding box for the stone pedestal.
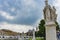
[45,22,57,40]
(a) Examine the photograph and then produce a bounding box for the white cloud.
[0,22,34,33]
[53,0,60,23]
[0,11,15,20]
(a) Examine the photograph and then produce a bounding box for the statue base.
[45,21,57,40]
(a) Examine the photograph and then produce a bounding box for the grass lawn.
[29,37,44,40]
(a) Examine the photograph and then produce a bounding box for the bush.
[29,37,44,40]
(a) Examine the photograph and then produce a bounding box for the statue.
[32,29,35,40]
[43,0,57,22]
[52,6,57,21]
[49,6,57,21]
[43,0,57,40]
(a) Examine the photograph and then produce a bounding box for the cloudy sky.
[0,0,59,33]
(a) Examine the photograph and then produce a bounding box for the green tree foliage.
[35,19,59,38]
[35,19,45,37]
[55,21,59,31]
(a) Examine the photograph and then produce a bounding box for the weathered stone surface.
[43,0,57,40]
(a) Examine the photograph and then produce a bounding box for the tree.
[35,19,59,40]
[55,21,59,31]
[35,19,45,37]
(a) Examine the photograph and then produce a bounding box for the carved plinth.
[45,21,57,40]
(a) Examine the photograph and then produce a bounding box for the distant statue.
[32,29,35,40]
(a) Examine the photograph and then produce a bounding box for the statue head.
[45,0,48,6]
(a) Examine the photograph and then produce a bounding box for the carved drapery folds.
[43,2,57,22]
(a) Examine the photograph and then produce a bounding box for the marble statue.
[43,0,57,22]
[32,29,35,40]
[43,0,57,40]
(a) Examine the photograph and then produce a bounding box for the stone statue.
[43,0,57,40]
[52,6,57,21]
[43,0,57,22]
[50,6,57,21]
[32,29,35,40]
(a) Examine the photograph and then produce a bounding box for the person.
[59,30,60,40]
[57,31,59,40]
